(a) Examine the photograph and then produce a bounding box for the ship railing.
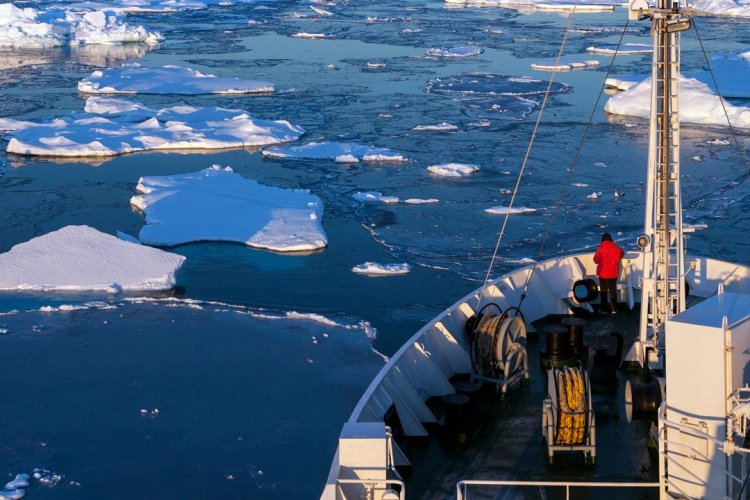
[455,480,659,500]
[335,478,405,500]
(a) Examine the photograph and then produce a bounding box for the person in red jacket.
[594,233,624,314]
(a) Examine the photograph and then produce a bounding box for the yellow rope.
[554,367,588,445]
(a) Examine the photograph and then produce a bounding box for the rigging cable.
[514,18,632,308]
[476,3,580,309]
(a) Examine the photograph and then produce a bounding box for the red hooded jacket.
[594,240,624,279]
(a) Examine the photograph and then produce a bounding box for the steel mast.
[630,0,691,370]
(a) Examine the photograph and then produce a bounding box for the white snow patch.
[688,0,750,17]
[131,166,327,252]
[1,96,303,157]
[404,198,439,204]
[425,46,483,58]
[586,43,652,55]
[604,76,750,128]
[426,163,479,177]
[353,192,400,204]
[334,154,359,163]
[0,226,185,292]
[484,206,537,215]
[351,262,411,275]
[263,142,405,162]
[411,122,458,132]
[531,57,599,71]
[78,64,274,94]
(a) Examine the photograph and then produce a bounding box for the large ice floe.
[0,3,162,48]
[351,262,411,275]
[688,0,750,16]
[130,166,328,252]
[604,75,750,128]
[0,96,303,157]
[0,225,185,292]
[427,162,480,177]
[61,0,265,14]
[78,63,274,94]
[606,52,750,99]
[484,206,538,215]
[262,142,406,162]
[531,56,599,71]
[426,73,572,120]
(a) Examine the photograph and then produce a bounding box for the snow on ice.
[0,3,161,48]
[0,225,185,292]
[688,0,750,16]
[425,46,484,58]
[411,122,459,132]
[78,63,274,94]
[0,96,303,157]
[262,142,406,162]
[352,192,400,204]
[351,262,411,275]
[427,163,480,177]
[131,166,328,251]
[604,76,750,128]
[586,43,652,55]
[484,206,538,215]
[531,57,599,71]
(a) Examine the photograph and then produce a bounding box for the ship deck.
[399,304,659,499]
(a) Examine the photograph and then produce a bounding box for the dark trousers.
[599,277,617,312]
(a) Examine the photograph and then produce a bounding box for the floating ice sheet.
[531,56,600,71]
[0,97,303,157]
[131,166,328,252]
[0,3,162,48]
[445,0,616,11]
[687,0,750,16]
[0,225,185,292]
[604,76,750,128]
[262,142,406,162]
[351,262,411,275]
[425,46,483,58]
[411,122,458,132]
[484,206,538,215]
[427,163,480,177]
[353,191,400,204]
[78,63,274,94]
[426,72,571,120]
[586,43,652,55]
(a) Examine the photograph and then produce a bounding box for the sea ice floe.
[0,3,162,48]
[607,52,750,98]
[4,474,29,490]
[0,96,303,157]
[687,0,750,16]
[353,192,400,204]
[427,163,480,177]
[411,122,458,132]
[351,262,411,275]
[404,198,439,204]
[531,57,599,71]
[445,0,615,11]
[587,191,602,199]
[131,166,327,251]
[425,46,484,58]
[426,72,572,120]
[484,206,537,215]
[262,142,406,162]
[309,5,333,15]
[571,182,590,187]
[0,489,23,499]
[291,32,331,39]
[604,76,750,128]
[0,225,185,292]
[78,63,274,94]
[586,43,652,55]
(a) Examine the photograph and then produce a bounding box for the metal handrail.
[336,478,405,500]
[456,479,660,500]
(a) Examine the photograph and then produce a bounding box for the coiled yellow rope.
[554,366,587,445]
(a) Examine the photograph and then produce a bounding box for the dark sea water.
[1,0,749,497]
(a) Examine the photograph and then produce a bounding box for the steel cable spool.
[472,307,527,378]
